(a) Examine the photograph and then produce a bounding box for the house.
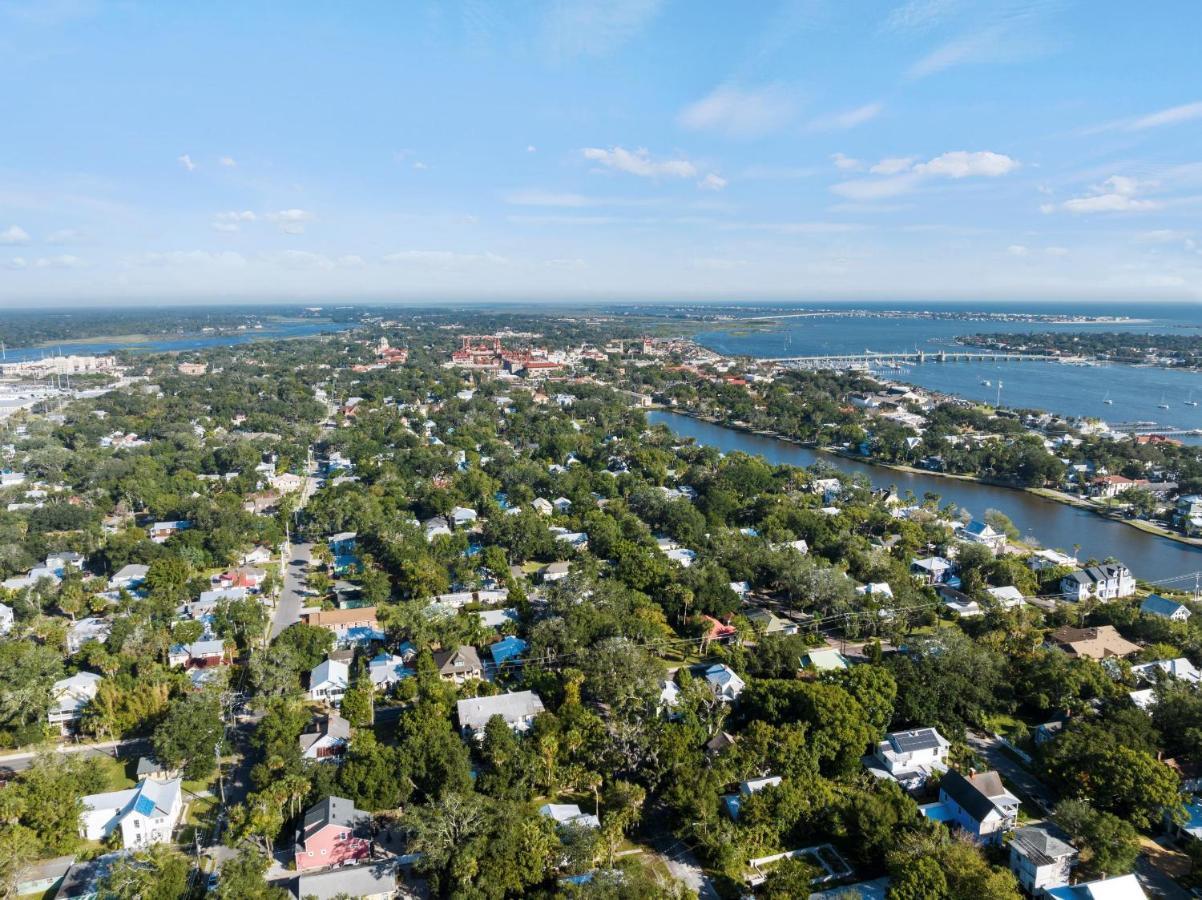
[541,561,571,582]
[665,547,696,568]
[433,645,484,683]
[1045,873,1148,900]
[801,648,849,672]
[149,520,189,543]
[299,714,351,761]
[296,861,398,900]
[856,582,894,600]
[0,602,11,635]
[423,516,451,541]
[867,727,950,791]
[960,520,1006,554]
[1049,625,1140,660]
[1060,564,1135,602]
[456,690,545,738]
[216,566,267,591]
[80,778,183,848]
[723,776,783,821]
[108,563,149,591]
[555,531,589,550]
[552,496,573,514]
[367,652,413,690]
[1132,657,1202,685]
[54,853,123,900]
[135,756,179,782]
[167,638,227,669]
[300,606,383,647]
[48,672,103,734]
[920,770,1020,845]
[1141,594,1191,622]
[294,796,371,871]
[309,658,350,706]
[986,585,1026,609]
[937,585,982,618]
[744,608,798,636]
[489,635,528,667]
[539,803,599,829]
[911,556,953,585]
[451,506,478,527]
[1009,825,1077,895]
[532,498,553,516]
[703,663,746,702]
[67,620,112,653]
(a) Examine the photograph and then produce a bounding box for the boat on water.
[1186,391,1198,407]
[1158,393,1170,410]
[1103,391,1113,405]
[981,379,991,386]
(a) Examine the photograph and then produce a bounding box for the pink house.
[294,796,371,871]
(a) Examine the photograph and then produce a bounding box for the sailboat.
[1158,393,1170,410]
[1103,391,1113,405]
[1186,390,1198,407]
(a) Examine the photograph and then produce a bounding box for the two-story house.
[294,796,371,871]
[80,778,183,848]
[920,770,1020,845]
[299,714,351,761]
[1060,564,1135,603]
[456,690,546,739]
[1009,825,1078,895]
[867,727,950,791]
[433,646,483,683]
[48,671,103,735]
[309,658,350,706]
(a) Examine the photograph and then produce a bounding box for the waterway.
[649,409,1202,582]
[696,302,1202,435]
[1,320,356,363]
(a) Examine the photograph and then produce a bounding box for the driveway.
[965,731,1054,814]
[271,540,312,639]
[649,835,719,900]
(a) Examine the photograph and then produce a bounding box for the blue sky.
[2,0,1201,304]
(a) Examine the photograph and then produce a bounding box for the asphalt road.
[0,736,149,776]
[271,540,312,639]
[965,730,1054,813]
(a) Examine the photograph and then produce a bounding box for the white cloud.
[177,154,196,172]
[678,84,795,138]
[0,225,29,244]
[870,156,916,175]
[698,173,727,191]
[46,228,82,244]
[1056,176,1159,214]
[1130,101,1202,130]
[5,257,28,270]
[266,209,315,234]
[33,254,85,269]
[912,150,1019,178]
[219,156,237,167]
[582,146,697,179]
[808,102,883,132]
[211,210,258,232]
[527,145,537,153]
[883,0,961,32]
[833,150,1018,199]
[831,153,862,171]
[1006,244,1029,256]
[382,250,508,267]
[135,250,247,268]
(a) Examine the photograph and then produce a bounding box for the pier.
[761,350,1068,369]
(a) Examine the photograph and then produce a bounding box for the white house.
[1046,874,1148,900]
[532,498,553,516]
[450,506,478,527]
[108,563,149,591]
[552,497,573,514]
[456,691,545,739]
[0,602,12,635]
[539,803,599,829]
[1140,594,1192,622]
[298,714,351,761]
[423,516,452,541]
[920,770,1020,845]
[665,547,696,568]
[868,727,950,791]
[856,582,894,600]
[704,663,745,702]
[67,617,112,655]
[309,658,350,706]
[48,672,103,734]
[1009,825,1077,895]
[959,520,1006,554]
[367,652,412,690]
[986,585,1026,609]
[81,778,182,848]
[1132,657,1202,686]
[723,776,783,821]
[1060,564,1135,602]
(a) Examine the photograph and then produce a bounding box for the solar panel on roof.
[892,729,939,752]
[134,794,156,816]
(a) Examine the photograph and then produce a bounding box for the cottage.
[921,770,1019,846]
[1141,594,1192,622]
[552,496,573,514]
[300,606,383,647]
[801,648,849,672]
[167,638,227,669]
[959,520,1006,554]
[744,608,798,636]
[108,563,149,591]
[704,663,746,702]
[80,778,182,848]
[489,635,528,667]
[1132,657,1202,685]
[1060,564,1135,602]
[299,714,351,761]
[294,796,371,871]
[1009,825,1077,895]
[723,776,783,821]
[367,652,413,690]
[867,727,950,791]
[451,506,479,527]
[986,585,1026,609]
[309,658,350,706]
[532,498,553,516]
[433,645,484,683]
[149,520,189,543]
[1049,625,1140,660]
[541,560,571,582]
[216,566,266,591]
[66,617,111,654]
[457,690,545,738]
[911,556,953,585]
[1045,873,1148,900]
[48,672,102,734]
[423,516,452,541]
[539,803,599,829]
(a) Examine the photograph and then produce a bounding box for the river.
[649,409,1202,582]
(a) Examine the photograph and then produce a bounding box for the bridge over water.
[762,350,1071,368]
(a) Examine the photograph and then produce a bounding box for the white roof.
[310,658,349,689]
[456,690,545,731]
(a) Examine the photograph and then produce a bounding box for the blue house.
[490,636,528,667]
[1141,594,1192,622]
